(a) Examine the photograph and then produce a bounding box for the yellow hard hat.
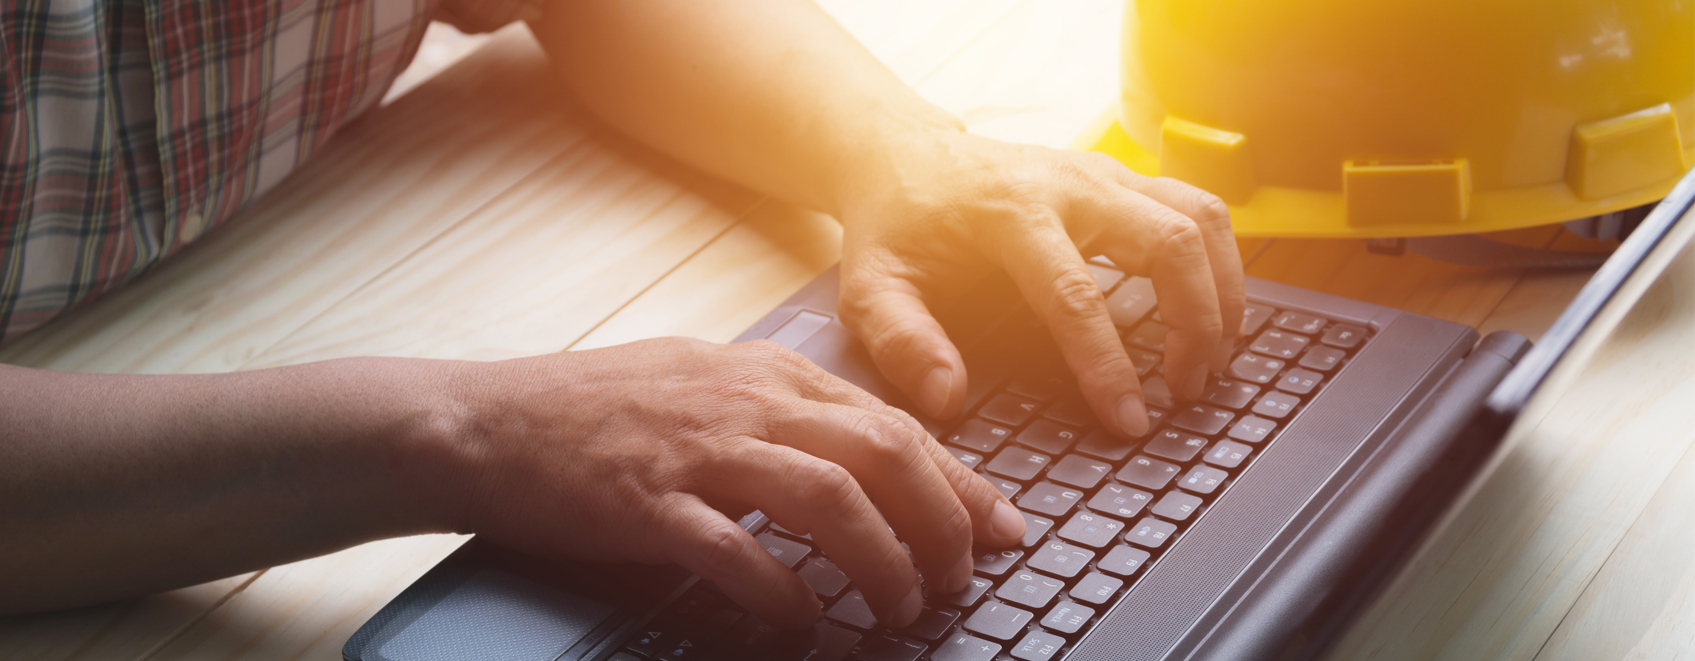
[1097,0,1695,238]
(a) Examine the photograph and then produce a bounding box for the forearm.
[0,359,465,614]
[531,0,961,217]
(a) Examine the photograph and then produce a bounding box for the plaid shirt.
[0,0,538,343]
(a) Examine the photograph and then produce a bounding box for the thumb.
[839,269,967,420]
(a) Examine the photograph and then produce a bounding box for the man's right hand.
[431,337,1025,628]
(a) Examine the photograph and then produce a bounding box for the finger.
[781,376,1027,553]
[992,217,1150,437]
[765,403,977,598]
[656,494,818,629]
[704,440,923,627]
[1075,184,1224,401]
[1117,174,1246,370]
[838,255,967,419]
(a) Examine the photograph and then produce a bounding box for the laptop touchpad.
[377,568,616,661]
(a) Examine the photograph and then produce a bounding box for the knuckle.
[795,461,861,519]
[852,412,925,473]
[1047,267,1109,324]
[697,518,753,576]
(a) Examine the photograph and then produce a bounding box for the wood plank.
[1529,242,1695,661]
[1327,239,1695,660]
[0,575,251,661]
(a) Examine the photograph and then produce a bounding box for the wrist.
[354,357,483,536]
[823,108,965,220]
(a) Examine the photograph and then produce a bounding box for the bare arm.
[0,359,459,614]
[534,0,1246,435]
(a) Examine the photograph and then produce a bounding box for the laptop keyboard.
[611,274,1373,661]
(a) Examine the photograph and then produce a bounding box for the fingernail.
[919,366,953,417]
[947,552,974,594]
[1117,395,1149,437]
[990,500,1026,544]
[1185,364,1208,400]
[895,584,924,627]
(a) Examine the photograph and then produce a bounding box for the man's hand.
[834,130,1247,436]
[442,338,1024,628]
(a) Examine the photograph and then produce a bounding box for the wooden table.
[3,1,1692,659]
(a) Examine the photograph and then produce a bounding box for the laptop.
[343,167,1695,661]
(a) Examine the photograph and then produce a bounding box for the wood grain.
[1329,240,1695,660]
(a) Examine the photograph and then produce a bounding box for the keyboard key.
[1227,352,1286,384]
[1069,572,1123,605]
[901,606,960,642]
[824,590,879,629]
[769,520,811,540]
[721,618,859,661]
[1058,511,1125,548]
[628,623,684,657]
[1088,483,1152,519]
[1027,540,1095,578]
[1249,329,1311,360]
[1105,276,1157,327]
[987,447,1052,481]
[1140,375,1175,409]
[1046,455,1113,489]
[1041,396,1095,427]
[1240,303,1276,337]
[1152,491,1204,521]
[1011,630,1067,661]
[1204,440,1253,468]
[949,419,1014,454]
[1127,347,1161,378]
[1273,310,1326,334]
[1321,323,1366,348]
[1171,403,1236,436]
[797,557,850,598]
[932,632,1003,661]
[855,634,928,661]
[963,601,1034,641]
[979,393,1042,427]
[973,548,1025,577]
[1117,455,1181,490]
[996,571,1065,609]
[1017,419,1085,455]
[1178,465,1229,494]
[1041,601,1096,634]
[992,477,1023,500]
[1088,263,1124,293]
[755,533,811,569]
[1076,429,1135,461]
[1144,429,1209,462]
[1125,321,1169,352]
[1201,378,1261,409]
[1275,368,1324,395]
[1252,391,1301,419]
[610,653,642,661]
[1007,375,1068,402]
[1098,545,1151,576]
[1020,511,1055,548]
[1017,482,1084,517]
[946,447,984,470]
[666,587,744,634]
[1126,517,1178,548]
[1227,415,1277,443]
[1300,346,1347,372]
[938,576,993,609]
[1144,406,1170,431]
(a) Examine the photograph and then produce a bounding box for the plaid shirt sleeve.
[0,0,526,344]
